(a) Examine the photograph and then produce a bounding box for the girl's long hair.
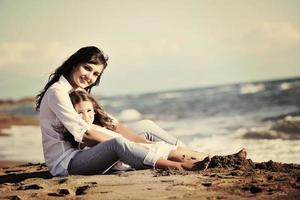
[35,46,108,111]
[70,90,115,130]
[58,90,116,148]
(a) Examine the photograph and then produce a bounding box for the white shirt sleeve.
[47,88,90,143]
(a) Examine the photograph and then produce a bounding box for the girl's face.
[69,63,104,89]
[74,101,95,125]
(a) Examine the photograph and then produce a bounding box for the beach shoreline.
[0,161,27,169]
[0,97,38,135]
[0,114,39,135]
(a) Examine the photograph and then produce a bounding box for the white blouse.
[39,76,91,176]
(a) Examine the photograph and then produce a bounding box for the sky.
[0,0,299,99]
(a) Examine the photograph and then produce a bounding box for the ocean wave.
[239,83,265,94]
[117,109,142,122]
[0,125,43,162]
[279,81,300,91]
[238,115,300,140]
[157,92,182,99]
[188,135,300,164]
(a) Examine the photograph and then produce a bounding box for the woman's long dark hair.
[35,46,108,111]
[59,90,116,148]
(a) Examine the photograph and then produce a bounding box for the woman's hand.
[82,126,113,143]
[81,139,99,148]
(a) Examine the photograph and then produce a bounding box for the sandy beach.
[0,158,299,200]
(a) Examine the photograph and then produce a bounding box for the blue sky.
[0,0,299,99]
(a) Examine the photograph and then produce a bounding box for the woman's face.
[74,101,95,125]
[69,63,104,89]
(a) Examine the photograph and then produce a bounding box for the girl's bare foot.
[187,151,208,161]
[192,156,211,171]
[236,148,247,159]
[181,156,211,171]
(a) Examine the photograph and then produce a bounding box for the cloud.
[108,37,186,63]
[0,42,36,68]
[240,22,300,53]
[0,41,71,75]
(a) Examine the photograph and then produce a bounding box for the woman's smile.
[79,75,90,85]
[69,63,104,89]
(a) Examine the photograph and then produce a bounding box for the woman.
[36,46,198,176]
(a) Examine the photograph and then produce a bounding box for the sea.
[1,77,300,164]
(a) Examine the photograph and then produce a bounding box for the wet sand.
[0,161,26,169]
[0,157,299,200]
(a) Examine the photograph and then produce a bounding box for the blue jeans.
[129,120,186,146]
[68,137,149,175]
[68,120,184,175]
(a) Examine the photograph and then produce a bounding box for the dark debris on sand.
[208,155,255,170]
[209,155,300,173]
[152,168,190,177]
[152,155,300,179]
[254,160,300,173]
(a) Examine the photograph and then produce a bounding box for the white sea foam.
[235,115,300,140]
[188,135,300,164]
[0,125,44,162]
[101,99,126,107]
[279,81,300,91]
[240,83,265,94]
[118,109,142,122]
[0,124,299,165]
[157,116,248,137]
[157,92,182,99]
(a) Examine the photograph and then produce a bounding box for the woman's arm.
[83,123,153,147]
[114,122,153,144]
[83,127,113,144]
[48,88,92,143]
[82,124,124,147]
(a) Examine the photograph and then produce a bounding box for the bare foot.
[236,148,247,159]
[181,156,211,171]
[192,156,211,171]
[182,151,208,162]
[192,150,210,161]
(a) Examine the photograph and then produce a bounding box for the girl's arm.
[114,122,153,144]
